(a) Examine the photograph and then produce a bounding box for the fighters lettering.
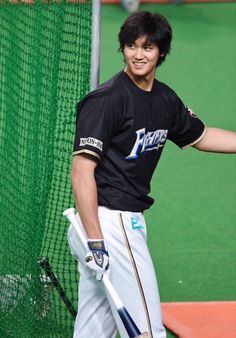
[126,128,168,160]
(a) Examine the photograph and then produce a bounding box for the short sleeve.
[73,92,120,160]
[168,96,205,148]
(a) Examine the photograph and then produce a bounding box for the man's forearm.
[72,175,103,239]
[194,127,236,153]
[71,155,103,239]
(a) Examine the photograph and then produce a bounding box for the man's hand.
[85,239,110,281]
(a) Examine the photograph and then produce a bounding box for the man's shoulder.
[82,71,126,101]
[154,80,180,112]
[76,72,127,113]
[155,79,177,99]
[100,71,126,91]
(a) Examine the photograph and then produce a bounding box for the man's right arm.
[71,154,110,281]
[71,153,103,239]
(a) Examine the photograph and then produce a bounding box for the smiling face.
[123,35,162,85]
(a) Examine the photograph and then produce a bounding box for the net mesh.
[0,1,92,336]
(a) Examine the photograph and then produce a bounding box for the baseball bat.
[63,207,149,338]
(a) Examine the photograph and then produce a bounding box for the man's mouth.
[133,62,146,67]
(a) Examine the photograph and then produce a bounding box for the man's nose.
[134,48,144,59]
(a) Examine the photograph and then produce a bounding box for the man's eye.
[127,43,135,48]
[144,46,153,50]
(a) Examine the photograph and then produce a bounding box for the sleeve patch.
[186,106,198,118]
[79,137,103,151]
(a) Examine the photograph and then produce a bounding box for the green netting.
[0,1,92,337]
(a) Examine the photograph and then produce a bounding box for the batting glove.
[85,239,110,281]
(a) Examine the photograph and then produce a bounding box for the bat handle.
[63,208,88,250]
[102,273,123,308]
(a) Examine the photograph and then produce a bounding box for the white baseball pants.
[67,206,166,338]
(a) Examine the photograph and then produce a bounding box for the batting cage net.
[0,1,92,337]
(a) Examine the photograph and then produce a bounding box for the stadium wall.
[102,0,234,3]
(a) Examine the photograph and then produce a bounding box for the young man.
[68,11,236,338]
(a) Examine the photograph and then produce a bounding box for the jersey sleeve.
[168,95,206,149]
[73,92,120,160]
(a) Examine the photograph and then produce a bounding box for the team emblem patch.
[186,106,197,118]
[79,137,103,151]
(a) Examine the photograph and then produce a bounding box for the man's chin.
[130,67,147,76]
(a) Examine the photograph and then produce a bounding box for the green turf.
[101,2,236,312]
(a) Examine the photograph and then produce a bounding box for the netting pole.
[90,0,101,91]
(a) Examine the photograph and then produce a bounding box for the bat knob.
[63,208,75,217]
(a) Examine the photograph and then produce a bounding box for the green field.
[100,3,236,337]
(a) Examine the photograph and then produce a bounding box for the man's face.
[123,35,161,80]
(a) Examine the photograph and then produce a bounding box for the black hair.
[118,11,172,67]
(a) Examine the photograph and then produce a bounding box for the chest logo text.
[126,128,168,160]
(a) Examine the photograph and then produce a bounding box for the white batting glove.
[85,239,110,281]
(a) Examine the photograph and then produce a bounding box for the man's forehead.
[130,35,155,45]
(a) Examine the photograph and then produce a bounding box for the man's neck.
[124,68,155,92]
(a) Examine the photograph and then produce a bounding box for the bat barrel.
[118,307,141,337]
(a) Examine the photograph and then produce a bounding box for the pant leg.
[73,263,117,338]
[67,209,166,338]
[98,207,166,338]
[67,225,117,338]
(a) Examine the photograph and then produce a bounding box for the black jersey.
[73,71,205,212]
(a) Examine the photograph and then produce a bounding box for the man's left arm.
[193,127,236,153]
